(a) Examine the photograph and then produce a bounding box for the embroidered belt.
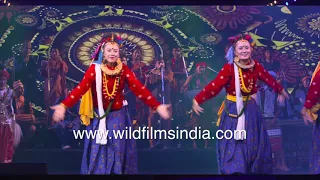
[216,94,251,126]
[226,94,251,102]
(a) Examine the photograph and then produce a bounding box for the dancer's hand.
[13,80,24,97]
[301,107,314,125]
[192,99,204,115]
[277,89,289,104]
[51,103,66,122]
[156,104,171,120]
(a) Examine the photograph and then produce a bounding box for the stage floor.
[12,147,309,174]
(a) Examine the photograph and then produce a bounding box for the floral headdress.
[225,33,255,64]
[91,33,123,63]
[196,62,207,68]
[0,68,10,80]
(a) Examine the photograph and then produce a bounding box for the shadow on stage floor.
[12,147,309,174]
[12,147,218,174]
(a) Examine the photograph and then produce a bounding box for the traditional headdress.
[196,62,207,68]
[91,33,123,63]
[225,33,255,64]
[0,68,10,80]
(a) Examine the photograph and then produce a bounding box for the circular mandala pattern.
[49,15,179,78]
[200,33,222,45]
[15,14,38,27]
[69,29,163,71]
[291,47,319,66]
[296,13,320,38]
[280,41,320,67]
[185,6,261,30]
[11,43,24,56]
[167,10,189,24]
[252,47,301,83]
[188,47,214,59]
[39,7,64,20]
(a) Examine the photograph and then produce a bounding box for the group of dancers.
[49,32,320,175]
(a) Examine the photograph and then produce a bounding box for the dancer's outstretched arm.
[193,63,232,115]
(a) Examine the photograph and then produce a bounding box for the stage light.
[274,0,277,4]
[286,2,289,5]
[7,2,10,6]
[294,0,296,1]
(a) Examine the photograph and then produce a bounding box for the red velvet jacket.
[304,70,320,109]
[194,60,284,105]
[62,64,161,111]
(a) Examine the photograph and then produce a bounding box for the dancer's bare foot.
[279,164,290,171]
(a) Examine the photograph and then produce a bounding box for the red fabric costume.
[0,124,14,162]
[62,64,161,111]
[194,60,283,104]
[304,70,320,109]
[0,69,14,162]
[171,57,185,73]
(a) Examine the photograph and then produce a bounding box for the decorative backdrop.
[0,5,319,113]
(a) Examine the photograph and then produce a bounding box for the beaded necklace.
[238,67,253,93]
[101,58,123,76]
[103,73,120,100]
[223,60,255,118]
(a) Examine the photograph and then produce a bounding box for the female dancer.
[192,34,289,174]
[50,33,171,174]
[301,60,320,174]
[0,68,23,163]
